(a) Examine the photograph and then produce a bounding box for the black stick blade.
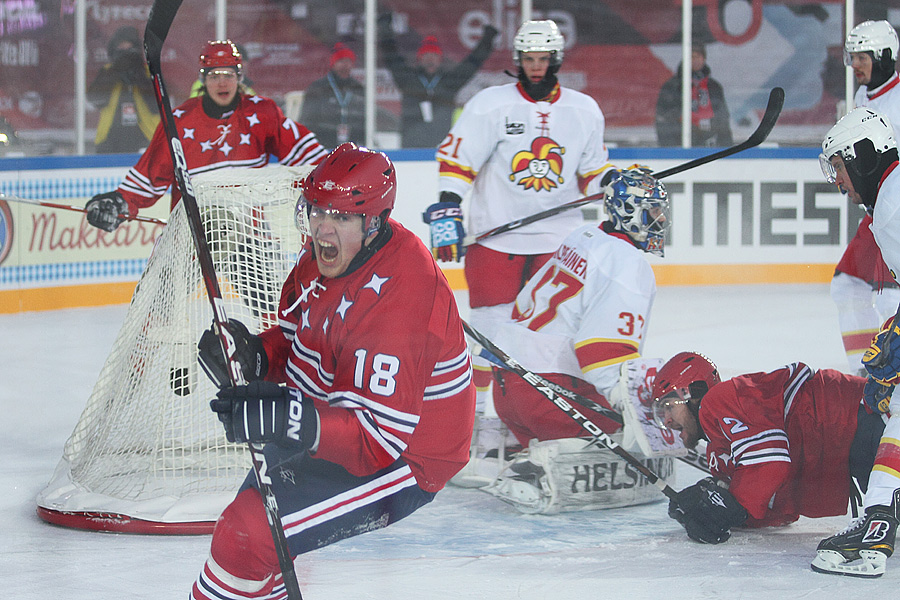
[144,0,183,70]
[651,86,785,179]
[747,86,785,146]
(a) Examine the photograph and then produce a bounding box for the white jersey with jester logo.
[437,83,612,255]
[491,223,656,396]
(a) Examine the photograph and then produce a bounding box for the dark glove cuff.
[439,191,463,205]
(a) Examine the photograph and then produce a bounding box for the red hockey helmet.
[199,40,242,75]
[652,351,720,400]
[300,142,396,236]
[651,351,720,430]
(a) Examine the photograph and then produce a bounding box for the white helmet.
[844,20,899,66]
[820,107,897,206]
[513,20,564,66]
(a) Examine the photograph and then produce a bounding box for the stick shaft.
[465,87,785,246]
[143,2,302,598]
[0,193,166,226]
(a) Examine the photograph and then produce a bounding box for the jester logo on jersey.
[509,136,564,192]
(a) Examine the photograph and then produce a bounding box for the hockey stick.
[0,192,166,226]
[143,2,303,599]
[463,86,785,246]
[470,335,710,474]
[462,320,678,500]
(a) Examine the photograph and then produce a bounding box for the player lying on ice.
[454,168,684,514]
[193,143,475,600]
[651,350,896,576]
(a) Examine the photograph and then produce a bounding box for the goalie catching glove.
[85,191,130,232]
[668,477,748,544]
[198,319,268,388]
[423,192,465,262]
[211,380,318,450]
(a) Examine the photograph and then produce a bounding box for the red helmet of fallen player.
[650,351,721,428]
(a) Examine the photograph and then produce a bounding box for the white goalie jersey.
[437,83,613,254]
[491,222,656,396]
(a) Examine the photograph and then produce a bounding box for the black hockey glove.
[668,477,748,544]
[210,381,318,450]
[197,319,268,388]
[85,191,130,232]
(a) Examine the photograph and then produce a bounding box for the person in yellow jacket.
[88,26,159,154]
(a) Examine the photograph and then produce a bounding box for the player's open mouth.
[316,240,338,261]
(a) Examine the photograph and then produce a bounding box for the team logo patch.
[509,136,565,192]
[505,118,525,135]
[0,200,13,266]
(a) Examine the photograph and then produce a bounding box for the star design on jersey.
[336,295,353,320]
[183,128,195,139]
[240,133,251,145]
[249,95,263,103]
[247,113,261,127]
[322,316,329,334]
[509,136,565,192]
[221,141,233,156]
[200,140,213,152]
[300,308,311,330]
[173,109,185,118]
[363,273,389,295]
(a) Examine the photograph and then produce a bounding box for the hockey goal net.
[37,165,312,534]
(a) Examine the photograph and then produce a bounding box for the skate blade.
[810,549,886,578]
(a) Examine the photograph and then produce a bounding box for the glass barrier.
[0,0,898,156]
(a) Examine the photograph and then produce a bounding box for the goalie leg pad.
[486,436,674,514]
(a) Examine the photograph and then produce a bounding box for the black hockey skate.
[811,489,900,578]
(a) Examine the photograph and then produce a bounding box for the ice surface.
[2,284,895,598]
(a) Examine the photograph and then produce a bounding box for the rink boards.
[0,147,851,312]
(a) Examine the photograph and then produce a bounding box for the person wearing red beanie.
[301,42,366,149]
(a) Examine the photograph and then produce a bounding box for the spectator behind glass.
[655,45,733,147]
[378,12,498,148]
[87,26,160,154]
[300,43,366,149]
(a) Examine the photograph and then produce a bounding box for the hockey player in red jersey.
[651,352,884,545]
[85,39,328,232]
[193,143,475,599]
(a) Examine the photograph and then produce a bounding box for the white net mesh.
[37,165,312,531]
